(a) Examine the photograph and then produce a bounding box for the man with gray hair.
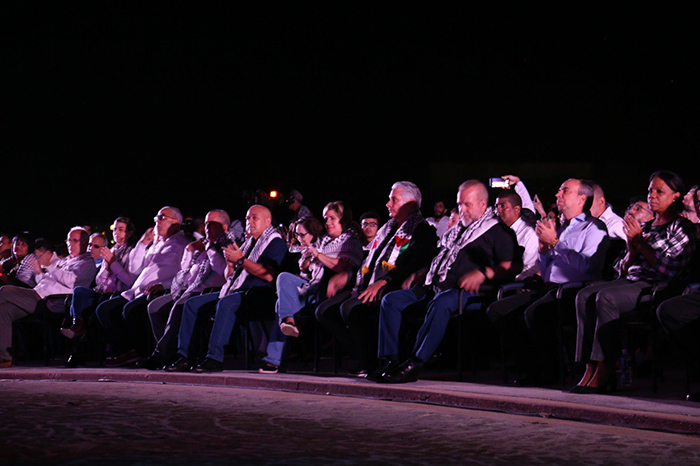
[96,206,191,366]
[314,181,438,376]
[372,180,521,383]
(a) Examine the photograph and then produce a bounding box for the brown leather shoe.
[0,359,12,369]
[60,317,86,339]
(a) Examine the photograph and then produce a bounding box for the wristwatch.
[236,258,245,268]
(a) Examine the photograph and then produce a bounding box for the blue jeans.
[263,272,318,367]
[71,286,98,319]
[379,287,479,363]
[206,292,246,362]
[177,291,248,363]
[177,292,220,360]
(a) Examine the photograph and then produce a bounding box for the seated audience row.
[1,173,699,404]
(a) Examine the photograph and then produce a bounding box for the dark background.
[3,4,699,245]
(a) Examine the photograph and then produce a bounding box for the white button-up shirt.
[121,231,190,301]
[510,217,539,280]
[33,252,98,299]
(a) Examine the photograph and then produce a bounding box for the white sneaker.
[280,321,300,338]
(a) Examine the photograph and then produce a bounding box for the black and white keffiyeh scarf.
[424,207,499,287]
[170,230,237,299]
[219,225,283,297]
[355,210,426,290]
[299,228,363,292]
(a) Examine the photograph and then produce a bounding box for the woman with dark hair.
[0,232,40,288]
[572,170,698,393]
[259,203,364,373]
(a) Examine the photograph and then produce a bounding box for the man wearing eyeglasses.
[625,198,654,224]
[0,226,97,369]
[87,233,108,268]
[359,212,381,251]
[95,206,190,367]
[138,209,234,370]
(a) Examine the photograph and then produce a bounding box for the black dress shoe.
[686,392,700,402]
[377,359,421,384]
[138,355,165,370]
[165,357,192,372]
[366,360,399,382]
[195,358,224,373]
[577,378,617,395]
[347,368,370,378]
[65,354,85,368]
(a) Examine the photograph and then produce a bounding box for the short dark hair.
[360,211,380,222]
[34,237,54,252]
[496,190,522,209]
[12,231,36,254]
[578,179,595,213]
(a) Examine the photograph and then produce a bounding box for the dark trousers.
[657,290,700,368]
[315,291,357,365]
[486,283,562,381]
[340,295,380,371]
[574,279,652,362]
[95,294,150,356]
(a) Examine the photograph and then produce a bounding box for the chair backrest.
[602,238,626,281]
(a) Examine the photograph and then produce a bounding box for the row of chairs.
[452,270,699,398]
[10,257,697,400]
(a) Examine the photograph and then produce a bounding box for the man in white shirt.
[139,209,232,369]
[589,181,626,242]
[0,226,97,368]
[95,206,190,366]
[426,200,450,238]
[495,190,539,280]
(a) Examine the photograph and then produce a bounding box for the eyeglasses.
[361,221,378,228]
[154,214,177,222]
[88,243,102,249]
[626,204,652,215]
[295,231,310,238]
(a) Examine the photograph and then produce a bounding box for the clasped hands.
[623,212,644,247]
[223,243,245,264]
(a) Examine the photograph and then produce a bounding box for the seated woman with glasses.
[259,202,364,373]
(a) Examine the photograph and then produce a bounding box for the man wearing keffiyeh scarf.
[371,180,520,384]
[166,205,287,373]
[314,181,438,376]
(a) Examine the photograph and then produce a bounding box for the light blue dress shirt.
[538,213,609,284]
